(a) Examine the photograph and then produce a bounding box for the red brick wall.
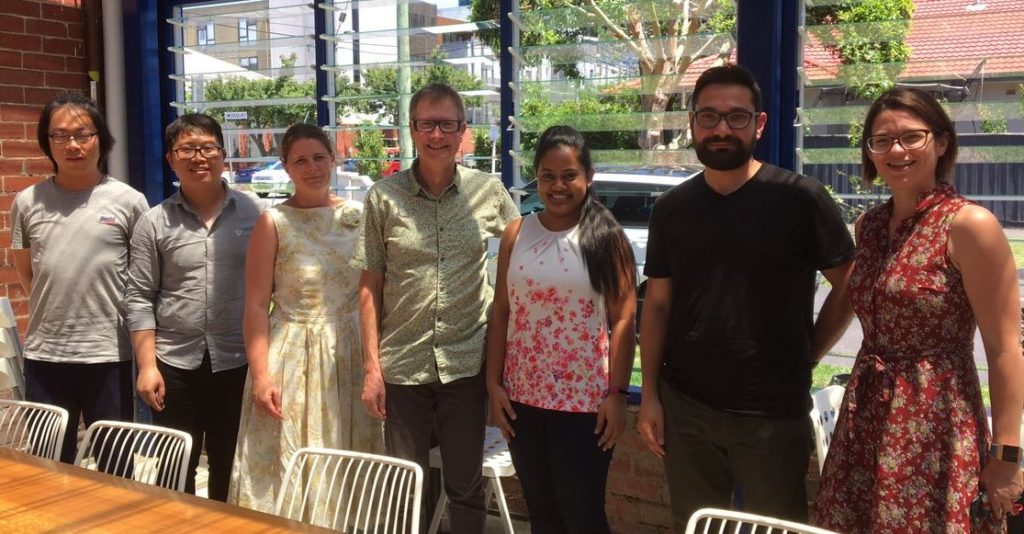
[0,0,88,332]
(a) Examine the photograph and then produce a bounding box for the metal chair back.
[275,447,423,533]
[74,420,192,491]
[685,507,840,534]
[0,399,68,461]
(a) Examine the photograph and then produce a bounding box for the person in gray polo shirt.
[12,93,149,464]
[125,114,262,500]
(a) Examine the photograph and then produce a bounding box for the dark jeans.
[154,354,246,501]
[384,372,487,534]
[660,378,811,529]
[24,359,133,464]
[506,402,612,534]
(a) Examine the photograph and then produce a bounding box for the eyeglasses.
[865,129,931,153]
[172,145,223,160]
[48,131,97,145]
[692,109,755,130]
[411,119,461,133]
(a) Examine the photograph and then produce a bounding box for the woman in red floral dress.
[812,88,1024,532]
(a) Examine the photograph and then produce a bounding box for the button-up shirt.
[124,184,263,372]
[354,163,518,385]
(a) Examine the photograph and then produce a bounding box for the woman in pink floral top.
[812,88,1024,532]
[486,126,636,533]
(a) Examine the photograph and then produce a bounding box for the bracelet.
[608,387,630,399]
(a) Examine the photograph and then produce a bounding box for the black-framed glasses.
[692,109,755,129]
[48,131,97,145]
[412,119,461,133]
[865,129,931,153]
[172,145,223,160]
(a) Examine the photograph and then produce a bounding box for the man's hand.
[637,396,666,458]
[252,375,283,420]
[136,366,165,412]
[361,370,387,420]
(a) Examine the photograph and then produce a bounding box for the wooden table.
[0,448,330,533]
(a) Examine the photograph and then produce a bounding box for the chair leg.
[490,477,514,534]
[427,485,447,534]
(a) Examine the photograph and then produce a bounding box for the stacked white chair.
[276,447,423,533]
[0,399,68,461]
[0,297,25,399]
[427,425,516,534]
[685,507,840,534]
[809,385,846,473]
[74,420,192,491]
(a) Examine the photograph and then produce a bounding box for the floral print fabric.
[229,203,382,513]
[813,185,999,533]
[504,214,610,413]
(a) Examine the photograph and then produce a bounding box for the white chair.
[685,507,840,534]
[427,425,516,534]
[0,297,25,399]
[74,420,192,492]
[809,385,846,474]
[0,399,69,461]
[276,447,423,533]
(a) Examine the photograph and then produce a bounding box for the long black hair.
[533,125,636,298]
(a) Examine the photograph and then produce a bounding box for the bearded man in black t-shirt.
[636,64,856,528]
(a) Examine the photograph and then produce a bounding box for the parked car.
[232,164,263,184]
[250,161,293,197]
[513,164,704,331]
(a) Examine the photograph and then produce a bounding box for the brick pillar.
[0,0,89,334]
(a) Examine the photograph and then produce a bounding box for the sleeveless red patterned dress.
[812,185,1000,533]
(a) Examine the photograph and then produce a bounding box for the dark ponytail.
[534,126,636,297]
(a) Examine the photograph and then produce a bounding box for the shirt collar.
[168,178,236,211]
[404,159,464,197]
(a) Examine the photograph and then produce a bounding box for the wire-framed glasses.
[865,129,932,153]
[48,131,97,145]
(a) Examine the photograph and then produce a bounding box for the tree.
[807,0,915,101]
[470,0,736,150]
[336,50,485,127]
[203,67,316,158]
[353,125,388,180]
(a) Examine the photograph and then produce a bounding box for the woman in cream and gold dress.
[228,123,381,513]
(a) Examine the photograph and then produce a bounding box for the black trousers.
[660,379,811,529]
[154,353,246,501]
[506,402,613,534]
[384,372,487,534]
[24,359,133,464]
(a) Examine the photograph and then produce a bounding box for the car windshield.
[518,180,672,227]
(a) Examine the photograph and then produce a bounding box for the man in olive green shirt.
[355,83,517,533]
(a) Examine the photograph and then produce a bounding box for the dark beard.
[694,135,756,171]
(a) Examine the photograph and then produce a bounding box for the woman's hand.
[252,375,283,420]
[980,458,1023,518]
[595,394,627,451]
[488,384,517,440]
